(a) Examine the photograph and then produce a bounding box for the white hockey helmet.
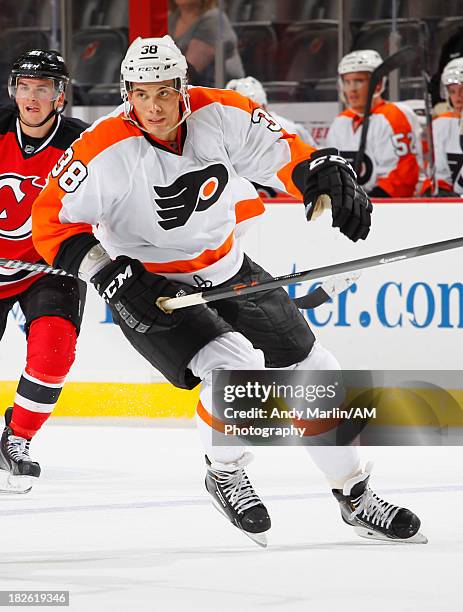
[120,35,190,129]
[226,76,268,106]
[338,49,383,75]
[338,49,385,103]
[440,57,463,106]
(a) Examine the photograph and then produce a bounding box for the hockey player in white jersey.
[226,76,316,146]
[327,49,420,197]
[32,36,423,546]
[421,57,463,196]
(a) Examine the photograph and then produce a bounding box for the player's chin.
[147,123,172,138]
[20,111,47,125]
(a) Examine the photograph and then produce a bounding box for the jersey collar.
[16,114,61,157]
[130,109,187,155]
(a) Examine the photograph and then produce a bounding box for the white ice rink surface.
[0,422,461,612]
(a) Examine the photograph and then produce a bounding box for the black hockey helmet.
[8,49,69,99]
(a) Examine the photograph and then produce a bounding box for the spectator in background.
[421,58,463,197]
[326,49,420,198]
[169,0,244,87]
[226,76,317,146]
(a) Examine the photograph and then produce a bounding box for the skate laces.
[350,487,400,529]
[210,466,262,514]
[6,435,32,463]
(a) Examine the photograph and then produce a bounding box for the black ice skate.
[0,407,40,493]
[332,462,427,543]
[205,453,271,547]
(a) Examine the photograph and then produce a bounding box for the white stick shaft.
[160,293,207,310]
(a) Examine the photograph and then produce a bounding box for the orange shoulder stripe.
[435,111,460,120]
[72,115,141,166]
[277,134,315,200]
[339,108,358,119]
[189,86,256,115]
[373,102,413,134]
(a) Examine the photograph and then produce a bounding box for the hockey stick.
[159,236,463,310]
[354,46,418,176]
[421,37,438,195]
[0,256,330,309]
[0,258,72,276]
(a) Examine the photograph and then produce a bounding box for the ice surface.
[0,421,461,611]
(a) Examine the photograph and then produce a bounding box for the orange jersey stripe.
[197,399,227,433]
[435,111,460,120]
[235,196,265,224]
[143,231,234,274]
[276,134,315,199]
[339,108,358,119]
[189,86,258,114]
[374,101,412,132]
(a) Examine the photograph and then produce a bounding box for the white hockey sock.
[292,341,361,488]
[189,331,265,465]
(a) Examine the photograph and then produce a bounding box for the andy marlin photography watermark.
[211,370,463,446]
[222,379,375,437]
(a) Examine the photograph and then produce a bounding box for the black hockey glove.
[303,148,373,242]
[91,256,185,334]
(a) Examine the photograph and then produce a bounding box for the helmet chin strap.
[17,99,67,129]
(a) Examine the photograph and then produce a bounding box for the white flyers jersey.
[269,111,317,146]
[32,87,315,286]
[326,100,419,196]
[423,112,463,194]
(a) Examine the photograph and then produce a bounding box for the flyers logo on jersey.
[0,173,45,240]
[340,151,373,185]
[153,164,229,230]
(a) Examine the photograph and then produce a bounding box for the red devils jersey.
[0,105,87,298]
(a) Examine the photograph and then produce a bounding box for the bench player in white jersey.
[327,50,420,197]
[421,57,463,196]
[32,36,422,545]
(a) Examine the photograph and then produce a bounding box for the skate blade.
[354,526,428,544]
[242,530,268,548]
[0,470,33,494]
[211,499,269,548]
